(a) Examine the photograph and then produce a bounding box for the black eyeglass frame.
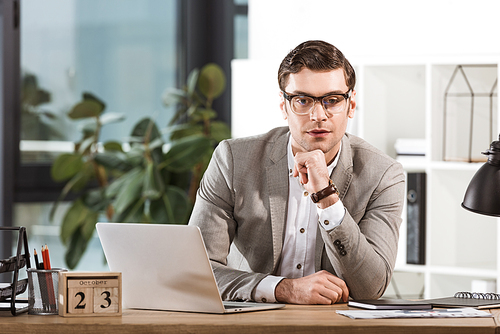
[281,90,352,116]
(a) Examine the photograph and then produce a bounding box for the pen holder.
[27,268,67,315]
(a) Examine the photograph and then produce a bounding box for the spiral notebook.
[426,292,500,309]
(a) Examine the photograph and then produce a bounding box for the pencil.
[43,244,55,311]
[41,245,47,270]
[34,249,40,270]
[45,245,52,270]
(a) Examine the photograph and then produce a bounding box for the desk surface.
[1,304,500,334]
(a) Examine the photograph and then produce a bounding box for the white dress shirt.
[252,136,346,303]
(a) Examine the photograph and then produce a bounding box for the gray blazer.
[189,126,405,301]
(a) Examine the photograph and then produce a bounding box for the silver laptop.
[96,222,285,314]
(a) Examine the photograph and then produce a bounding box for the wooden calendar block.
[67,287,93,314]
[93,287,119,313]
[59,272,122,317]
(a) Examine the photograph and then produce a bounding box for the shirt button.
[297,264,302,269]
[303,191,309,196]
[324,220,330,225]
[334,239,341,245]
[289,168,292,174]
[300,228,305,233]
[262,298,267,303]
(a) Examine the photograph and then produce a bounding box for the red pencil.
[41,245,47,270]
[44,245,52,270]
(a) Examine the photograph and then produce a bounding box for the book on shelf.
[348,299,433,310]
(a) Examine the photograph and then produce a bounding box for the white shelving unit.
[355,57,500,299]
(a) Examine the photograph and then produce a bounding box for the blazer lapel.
[266,131,289,272]
[315,134,354,271]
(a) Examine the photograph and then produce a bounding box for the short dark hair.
[278,40,356,91]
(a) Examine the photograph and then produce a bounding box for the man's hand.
[293,150,338,208]
[275,270,349,304]
[293,150,330,191]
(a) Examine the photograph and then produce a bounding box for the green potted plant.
[51,63,230,269]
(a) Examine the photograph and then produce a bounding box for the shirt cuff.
[317,199,346,231]
[253,275,285,303]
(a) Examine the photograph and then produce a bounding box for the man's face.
[280,68,356,164]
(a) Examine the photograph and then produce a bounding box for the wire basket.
[27,268,67,315]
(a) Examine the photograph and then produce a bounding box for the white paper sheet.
[337,307,492,319]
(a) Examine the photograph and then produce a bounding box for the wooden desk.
[1,304,499,334]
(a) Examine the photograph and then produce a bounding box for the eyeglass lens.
[290,94,347,115]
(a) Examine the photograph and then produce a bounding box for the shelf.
[357,59,500,300]
[428,266,497,279]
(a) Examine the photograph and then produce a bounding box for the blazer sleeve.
[188,140,268,301]
[319,160,406,300]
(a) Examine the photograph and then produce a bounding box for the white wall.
[232,0,500,138]
[248,0,500,60]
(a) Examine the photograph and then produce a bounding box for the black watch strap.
[310,179,339,203]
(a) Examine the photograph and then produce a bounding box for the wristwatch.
[310,179,339,203]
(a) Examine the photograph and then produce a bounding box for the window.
[1,0,248,271]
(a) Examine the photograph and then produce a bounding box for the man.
[189,40,405,305]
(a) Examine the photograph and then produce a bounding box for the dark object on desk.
[427,291,500,309]
[348,299,433,310]
[462,134,500,217]
[0,227,32,316]
[406,172,426,265]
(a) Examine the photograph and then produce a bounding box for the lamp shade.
[462,135,500,217]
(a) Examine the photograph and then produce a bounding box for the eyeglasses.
[282,90,351,117]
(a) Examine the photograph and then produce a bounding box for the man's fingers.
[328,275,350,302]
[321,280,346,304]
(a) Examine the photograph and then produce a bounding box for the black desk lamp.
[462,134,500,217]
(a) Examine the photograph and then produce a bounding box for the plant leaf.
[70,163,95,191]
[198,63,226,100]
[82,92,106,112]
[162,88,187,106]
[64,224,94,270]
[130,118,162,143]
[105,171,131,199]
[78,136,95,154]
[187,68,200,96]
[190,108,217,122]
[149,137,164,151]
[60,199,88,245]
[210,121,231,142]
[111,198,145,223]
[100,112,125,125]
[163,135,211,172]
[113,168,145,215]
[142,162,164,200]
[150,186,190,224]
[168,123,204,140]
[103,141,123,152]
[81,120,98,137]
[68,100,103,119]
[51,153,84,182]
[49,164,94,222]
[82,189,108,212]
[94,151,134,172]
[81,211,98,241]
